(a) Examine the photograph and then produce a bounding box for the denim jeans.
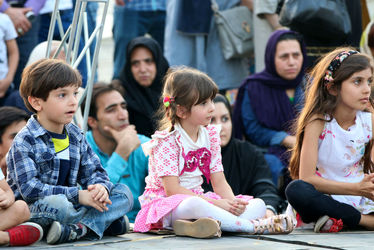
[112,7,165,79]
[28,184,133,239]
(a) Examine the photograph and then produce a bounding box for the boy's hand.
[87,184,112,206]
[0,188,14,209]
[78,189,110,212]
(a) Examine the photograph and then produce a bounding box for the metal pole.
[46,0,60,58]
[83,12,92,82]
[46,0,109,133]
[66,0,81,63]
[82,0,109,133]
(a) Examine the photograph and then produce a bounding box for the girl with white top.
[286,48,374,233]
[133,67,293,238]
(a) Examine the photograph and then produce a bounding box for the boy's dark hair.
[81,82,125,121]
[19,58,82,113]
[0,106,30,143]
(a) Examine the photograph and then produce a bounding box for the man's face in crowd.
[130,46,157,87]
[93,90,129,140]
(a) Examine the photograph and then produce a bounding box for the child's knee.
[109,184,134,212]
[248,198,266,211]
[30,194,74,216]
[177,196,208,215]
[43,194,70,206]
[240,198,266,220]
[11,200,30,223]
[184,196,206,206]
[285,180,307,202]
[110,183,133,199]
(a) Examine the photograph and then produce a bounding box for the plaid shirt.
[7,115,113,205]
[122,0,166,11]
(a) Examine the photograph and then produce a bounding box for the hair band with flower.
[163,96,175,108]
[323,50,358,86]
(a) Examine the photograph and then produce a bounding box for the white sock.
[171,197,266,233]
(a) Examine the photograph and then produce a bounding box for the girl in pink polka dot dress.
[133,67,294,237]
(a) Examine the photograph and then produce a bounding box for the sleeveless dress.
[317,111,374,214]
[133,124,252,232]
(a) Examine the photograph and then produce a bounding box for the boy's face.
[0,120,27,159]
[30,85,79,133]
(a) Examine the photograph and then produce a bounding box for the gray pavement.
[12,229,374,249]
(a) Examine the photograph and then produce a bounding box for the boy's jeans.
[28,184,133,239]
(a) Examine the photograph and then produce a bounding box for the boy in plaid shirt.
[6,59,133,245]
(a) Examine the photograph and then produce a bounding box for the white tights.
[171,197,266,233]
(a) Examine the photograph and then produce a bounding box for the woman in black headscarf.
[117,37,169,137]
[203,94,285,216]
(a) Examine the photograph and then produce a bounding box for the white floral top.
[317,111,374,214]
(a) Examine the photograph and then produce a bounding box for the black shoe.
[47,221,87,245]
[104,215,130,236]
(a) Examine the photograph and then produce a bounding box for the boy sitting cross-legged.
[6,59,134,245]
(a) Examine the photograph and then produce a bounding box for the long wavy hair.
[289,47,374,179]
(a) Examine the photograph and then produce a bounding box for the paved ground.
[12,228,374,249]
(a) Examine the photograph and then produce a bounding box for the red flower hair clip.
[163,96,175,107]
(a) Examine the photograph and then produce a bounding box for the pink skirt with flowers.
[134,188,253,232]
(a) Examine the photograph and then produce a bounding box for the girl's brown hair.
[157,67,218,131]
[289,47,374,179]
